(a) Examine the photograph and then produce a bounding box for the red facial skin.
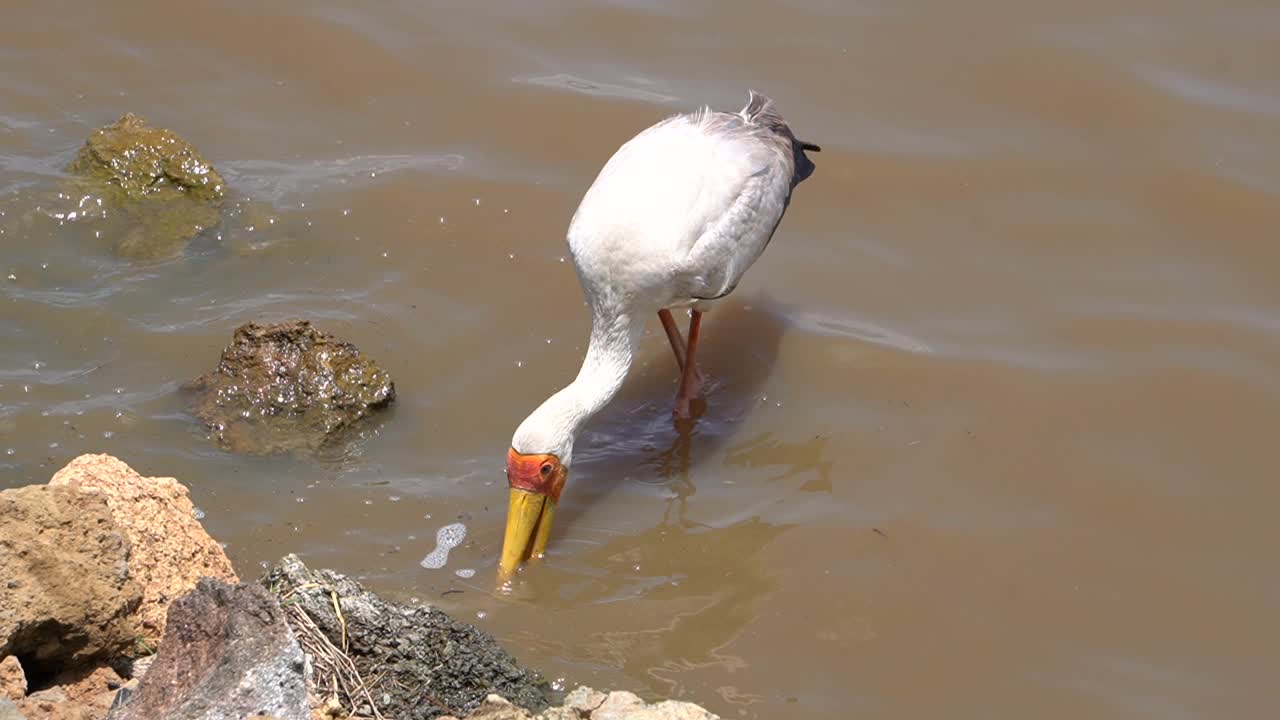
[506,448,567,503]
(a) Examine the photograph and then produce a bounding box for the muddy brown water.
[3,1,1279,718]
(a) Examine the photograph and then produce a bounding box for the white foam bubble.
[420,522,467,570]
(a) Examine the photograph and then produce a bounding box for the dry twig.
[277,583,384,720]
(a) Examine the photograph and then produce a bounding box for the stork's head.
[499,447,568,580]
[499,409,575,580]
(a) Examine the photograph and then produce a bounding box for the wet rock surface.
[186,320,395,455]
[107,578,308,720]
[69,113,225,204]
[66,112,225,260]
[0,485,142,673]
[265,554,548,719]
[49,454,239,646]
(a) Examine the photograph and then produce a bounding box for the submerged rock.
[107,578,308,720]
[186,320,395,455]
[66,112,224,260]
[49,454,239,646]
[0,486,142,672]
[265,554,548,719]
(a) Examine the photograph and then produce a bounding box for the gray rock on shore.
[265,554,549,719]
[107,578,308,720]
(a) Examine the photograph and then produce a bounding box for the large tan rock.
[0,485,142,670]
[50,454,239,644]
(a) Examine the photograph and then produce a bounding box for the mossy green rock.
[68,113,225,260]
[70,112,225,202]
[187,320,395,455]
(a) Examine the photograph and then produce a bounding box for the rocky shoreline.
[0,454,718,720]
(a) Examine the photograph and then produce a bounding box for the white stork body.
[500,92,817,578]
[569,94,806,314]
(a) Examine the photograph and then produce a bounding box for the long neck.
[512,308,643,457]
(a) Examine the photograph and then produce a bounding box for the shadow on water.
[722,432,834,493]
[553,291,791,533]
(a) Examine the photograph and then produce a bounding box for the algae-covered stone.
[69,113,225,203]
[67,113,225,261]
[186,320,395,455]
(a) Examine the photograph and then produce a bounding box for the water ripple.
[220,153,465,204]
[515,73,679,103]
[0,361,112,386]
[789,309,933,354]
[126,289,375,333]
[1134,63,1280,117]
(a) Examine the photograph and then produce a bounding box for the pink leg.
[673,310,704,420]
[658,309,687,372]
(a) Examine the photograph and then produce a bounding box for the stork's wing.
[564,93,812,308]
[674,122,796,302]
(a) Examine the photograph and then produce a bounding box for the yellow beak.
[498,488,556,580]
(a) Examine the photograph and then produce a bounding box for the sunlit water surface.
[3,2,1279,718]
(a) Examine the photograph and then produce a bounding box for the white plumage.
[510,91,818,466]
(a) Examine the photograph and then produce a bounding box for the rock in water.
[49,454,239,647]
[69,113,225,203]
[0,486,142,672]
[107,578,307,720]
[265,554,549,719]
[67,112,224,260]
[186,320,395,455]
